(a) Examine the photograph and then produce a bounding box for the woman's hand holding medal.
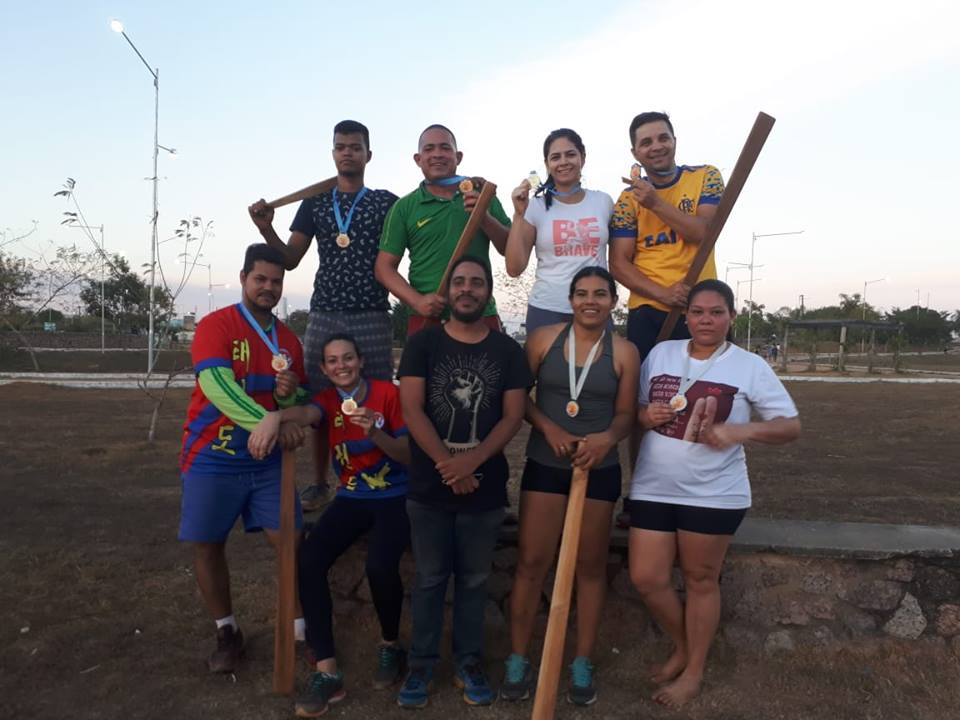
[640,402,675,430]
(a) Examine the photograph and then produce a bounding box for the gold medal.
[458,178,474,193]
[336,232,350,248]
[566,400,580,418]
[271,353,289,372]
[630,163,642,181]
[527,170,541,189]
[340,397,358,415]
[669,394,688,413]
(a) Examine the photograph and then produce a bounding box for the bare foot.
[649,647,687,684]
[653,672,702,708]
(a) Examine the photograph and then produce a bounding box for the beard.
[450,298,486,324]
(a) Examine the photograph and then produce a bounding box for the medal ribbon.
[426,175,468,187]
[547,182,582,198]
[568,326,605,405]
[236,302,279,356]
[332,186,369,236]
[677,341,728,398]
[336,379,365,403]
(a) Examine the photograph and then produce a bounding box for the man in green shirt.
[375,124,510,336]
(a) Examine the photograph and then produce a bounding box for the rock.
[492,547,517,571]
[934,604,960,638]
[805,598,836,621]
[801,571,838,595]
[915,567,960,603]
[723,623,762,649]
[760,565,788,588]
[811,626,836,646]
[886,559,915,583]
[847,580,904,612]
[776,601,810,626]
[764,630,795,654]
[838,605,877,635]
[486,571,514,602]
[883,593,927,639]
[332,599,361,617]
[951,636,960,658]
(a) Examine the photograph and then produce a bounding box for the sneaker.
[499,653,534,701]
[207,625,244,673]
[455,659,494,706]
[294,671,346,718]
[567,656,597,706]
[373,643,407,689]
[397,666,433,709]
[300,484,330,513]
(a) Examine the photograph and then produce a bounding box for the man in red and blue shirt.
[179,243,309,673]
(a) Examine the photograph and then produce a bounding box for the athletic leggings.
[298,494,410,660]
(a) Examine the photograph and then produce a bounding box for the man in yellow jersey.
[609,111,724,361]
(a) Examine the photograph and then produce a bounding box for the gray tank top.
[526,324,619,469]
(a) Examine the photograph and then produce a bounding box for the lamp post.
[747,230,804,351]
[187,259,229,314]
[110,19,176,373]
[861,278,884,353]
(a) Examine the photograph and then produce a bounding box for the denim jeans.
[406,499,505,667]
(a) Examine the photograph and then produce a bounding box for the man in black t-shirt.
[248,120,398,509]
[395,255,531,708]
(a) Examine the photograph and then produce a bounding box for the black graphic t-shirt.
[290,188,398,313]
[397,325,533,512]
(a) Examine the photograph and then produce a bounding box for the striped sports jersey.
[610,164,724,311]
[312,379,408,499]
[180,303,306,474]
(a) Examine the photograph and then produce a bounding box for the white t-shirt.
[523,189,614,313]
[630,340,798,509]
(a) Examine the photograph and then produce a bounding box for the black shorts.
[520,458,621,503]
[626,305,690,361]
[628,499,746,535]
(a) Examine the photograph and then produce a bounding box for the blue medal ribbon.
[332,186,369,237]
[547,182,582,198]
[426,175,468,187]
[236,302,280,356]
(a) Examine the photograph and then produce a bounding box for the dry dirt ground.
[1,382,958,719]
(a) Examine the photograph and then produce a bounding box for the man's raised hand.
[247,198,275,231]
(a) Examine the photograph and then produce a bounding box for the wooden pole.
[654,112,777,343]
[435,180,497,295]
[267,176,338,209]
[531,465,588,720]
[838,326,847,372]
[273,449,297,695]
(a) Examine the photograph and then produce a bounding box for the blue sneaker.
[499,653,534,701]
[567,656,597,706]
[397,666,433,709]
[455,659,494,706]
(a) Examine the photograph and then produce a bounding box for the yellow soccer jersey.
[610,164,724,311]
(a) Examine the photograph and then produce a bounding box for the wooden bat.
[272,449,297,695]
[435,179,498,294]
[266,176,338,209]
[531,464,589,720]
[652,112,777,342]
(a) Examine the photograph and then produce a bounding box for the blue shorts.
[178,466,304,543]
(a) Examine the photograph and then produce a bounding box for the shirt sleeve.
[609,189,639,239]
[383,383,408,436]
[523,195,544,227]
[197,366,268,431]
[748,358,799,420]
[379,198,409,255]
[191,312,232,373]
[396,330,428,379]
[290,198,317,237]
[504,338,535,390]
[488,195,512,228]
[698,165,725,206]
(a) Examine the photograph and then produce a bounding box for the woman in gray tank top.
[500,267,640,706]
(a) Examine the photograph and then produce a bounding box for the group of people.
[177,114,801,717]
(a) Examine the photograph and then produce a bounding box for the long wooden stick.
[655,112,776,342]
[532,465,588,720]
[267,176,338,209]
[272,449,297,695]
[435,180,498,294]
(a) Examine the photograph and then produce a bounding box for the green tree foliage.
[886,306,953,347]
[390,301,409,344]
[287,309,309,337]
[0,250,36,313]
[79,254,174,333]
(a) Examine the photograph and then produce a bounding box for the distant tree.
[287,309,309,337]
[390,301,409,344]
[0,250,36,313]
[79,254,174,333]
[886,306,952,348]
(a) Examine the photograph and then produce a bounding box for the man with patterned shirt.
[609,111,725,361]
[179,243,310,674]
[248,120,398,509]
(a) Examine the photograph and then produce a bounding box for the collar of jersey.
[416,181,459,203]
[650,165,690,190]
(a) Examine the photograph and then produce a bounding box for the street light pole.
[747,230,804,351]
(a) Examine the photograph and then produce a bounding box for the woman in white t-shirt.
[628,279,801,709]
[505,128,615,333]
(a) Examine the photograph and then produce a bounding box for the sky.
[1,0,958,324]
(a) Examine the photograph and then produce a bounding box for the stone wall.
[320,537,960,658]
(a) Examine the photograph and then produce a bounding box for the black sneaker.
[567,656,597,706]
[373,643,407,689]
[295,671,346,718]
[499,653,534,701]
[207,625,244,673]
